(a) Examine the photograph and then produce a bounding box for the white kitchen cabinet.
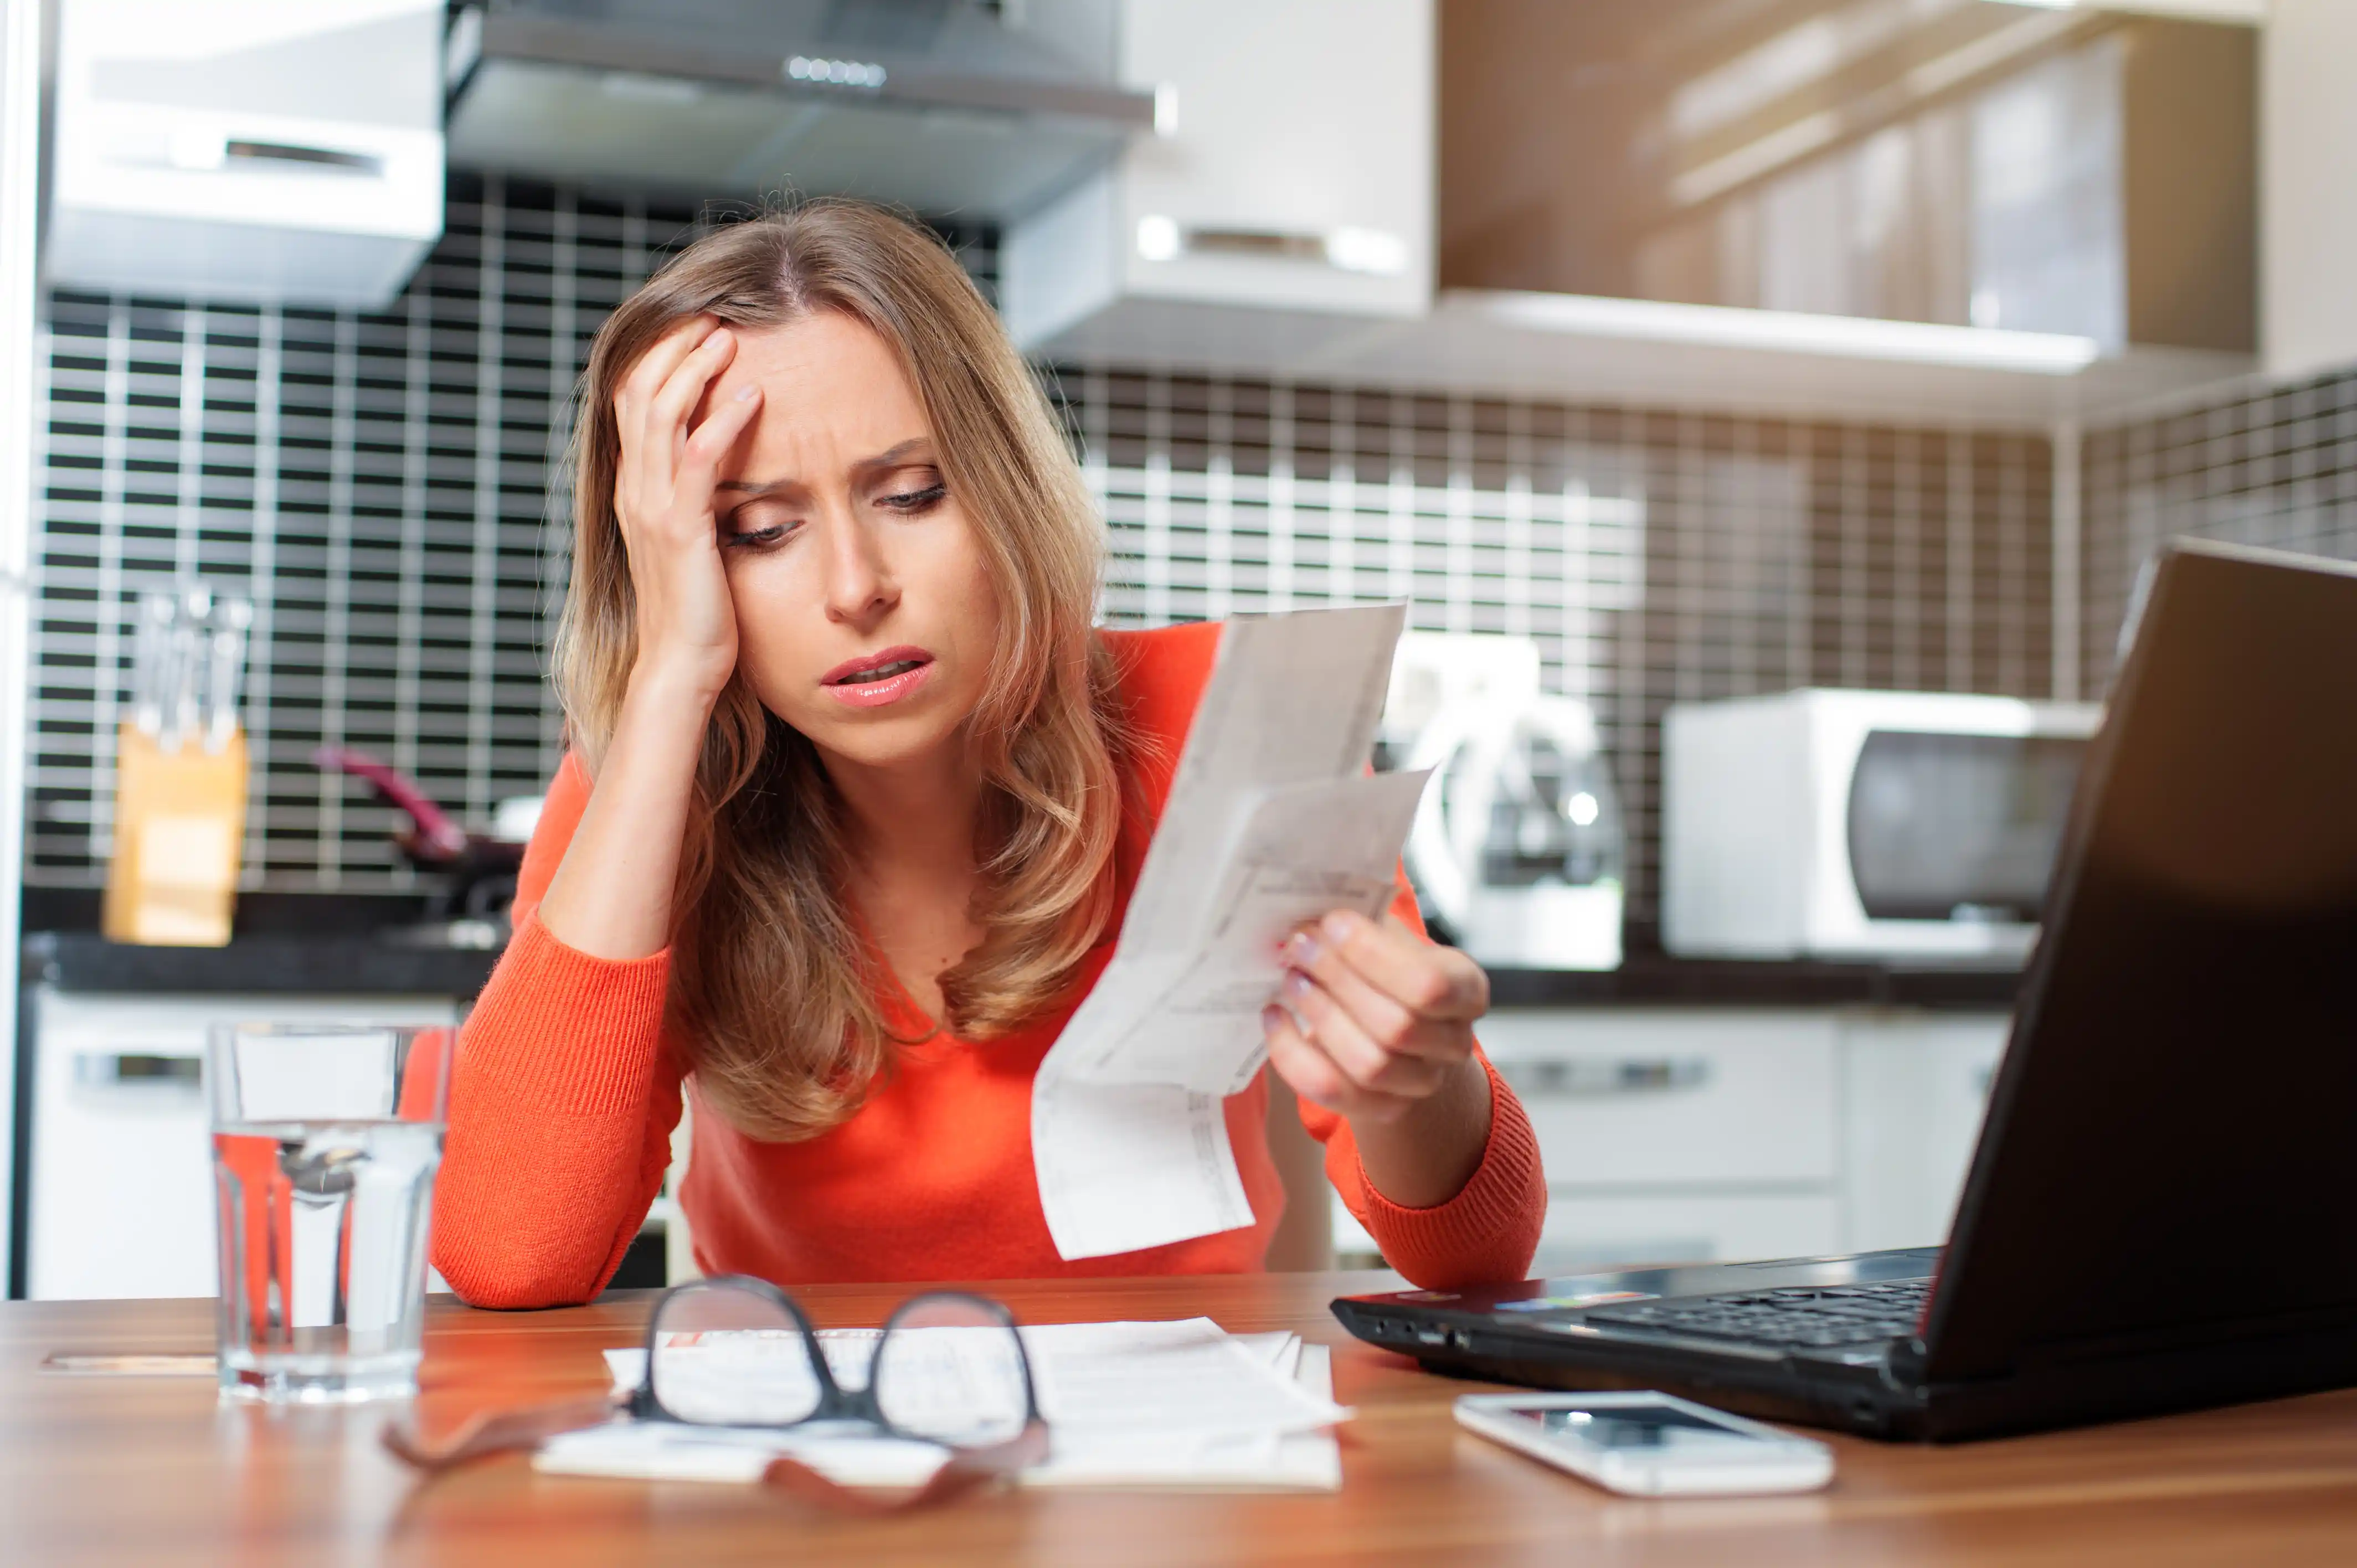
[2262,1,2357,378]
[44,0,444,308]
[1479,1010,1840,1189]
[25,989,458,1301]
[1332,1005,2009,1277]
[1526,1194,1841,1277]
[1003,0,1432,352]
[1840,1013,2010,1255]
[1334,1189,1840,1279]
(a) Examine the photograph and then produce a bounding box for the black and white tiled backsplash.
[2081,369,2357,695]
[49,172,2332,945]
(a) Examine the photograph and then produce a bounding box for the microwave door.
[1846,730,2090,926]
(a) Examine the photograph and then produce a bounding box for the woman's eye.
[721,511,799,549]
[881,482,948,513]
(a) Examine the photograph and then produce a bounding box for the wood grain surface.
[6,1272,2357,1566]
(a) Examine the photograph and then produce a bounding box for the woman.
[433,202,1545,1307]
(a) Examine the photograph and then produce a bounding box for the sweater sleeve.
[1295,873,1548,1290]
[430,754,687,1308]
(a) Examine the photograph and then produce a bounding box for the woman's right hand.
[611,316,765,706]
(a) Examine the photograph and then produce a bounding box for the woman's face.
[699,311,1002,776]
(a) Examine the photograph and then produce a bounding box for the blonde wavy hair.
[556,202,1132,1141]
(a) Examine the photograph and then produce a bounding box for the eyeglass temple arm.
[382,1392,626,1472]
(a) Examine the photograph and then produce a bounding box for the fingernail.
[1259,1005,1285,1033]
[1321,911,1356,943]
[1285,932,1319,966]
[734,383,758,401]
[1283,970,1311,999]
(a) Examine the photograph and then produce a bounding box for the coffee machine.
[1381,634,1623,971]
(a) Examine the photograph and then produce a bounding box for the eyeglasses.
[386,1276,1050,1511]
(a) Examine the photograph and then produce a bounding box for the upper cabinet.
[1442,0,2257,358]
[1006,0,2265,427]
[2262,0,2357,380]
[1003,0,1433,355]
[44,0,445,310]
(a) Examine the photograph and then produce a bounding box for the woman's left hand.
[1263,910,1491,1126]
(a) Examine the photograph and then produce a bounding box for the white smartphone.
[1454,1391,1835,1497]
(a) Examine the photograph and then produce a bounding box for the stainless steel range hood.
[445,1,1157,217]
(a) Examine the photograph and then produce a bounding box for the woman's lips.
[822,647,935,709]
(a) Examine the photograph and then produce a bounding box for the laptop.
[1333,539,2357,1442]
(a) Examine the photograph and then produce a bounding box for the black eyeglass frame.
[627,1273,1046,1447]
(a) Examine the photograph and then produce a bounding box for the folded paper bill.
[1032,604,1421,1260]
[538,1318,1347,1493]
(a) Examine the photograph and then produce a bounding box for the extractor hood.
[444,0,1160,218]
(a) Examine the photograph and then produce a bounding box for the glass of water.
[207,1023,451,1403]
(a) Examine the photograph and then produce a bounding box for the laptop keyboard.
[1584,1280,1932,1349]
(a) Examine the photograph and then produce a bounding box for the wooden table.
[7,1272,2357,1565]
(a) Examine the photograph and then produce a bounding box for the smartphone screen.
[1509,1402,1777,1457]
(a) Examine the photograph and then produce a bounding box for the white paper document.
[1032,603,1423,1260]
[538,1317,1349,1493]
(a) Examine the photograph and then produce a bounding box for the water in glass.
[208,1025,448,1402]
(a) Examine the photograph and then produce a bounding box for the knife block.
[101,721,249,946]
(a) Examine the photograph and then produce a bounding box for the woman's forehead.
[706,312,934,474]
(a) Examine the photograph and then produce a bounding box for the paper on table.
[535,1420,948,1488]
[1023,1343,1342,1493]
[547,1319,1349,1492]
[1232,1330,1303,1384]
[1016,1318,1345,1437]
[1033,603,1414,1260]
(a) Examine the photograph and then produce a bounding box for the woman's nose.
[822,516,897,626]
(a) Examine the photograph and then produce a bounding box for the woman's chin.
[790,710,965,775]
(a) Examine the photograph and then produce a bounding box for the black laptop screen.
[1926,543,2357,1380]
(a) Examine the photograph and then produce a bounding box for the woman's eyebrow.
[851,439,934,477]
[713,441,934,496]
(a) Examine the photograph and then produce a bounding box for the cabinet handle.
[1496,1058,1712,1097]
[224,140,384,176]
[73,1053,202,1090]
[1135,217,1408,277]
[140,134,385,178]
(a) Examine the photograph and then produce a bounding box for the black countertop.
[21,931,501,998]
[16,892,2020,1009]
[16,935,2014,1010]
[1486,956,2020,1010]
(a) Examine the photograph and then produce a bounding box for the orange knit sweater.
[431,622,1547,1306]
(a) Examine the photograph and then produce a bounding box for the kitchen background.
[26,172,2060,939]
[6,0,2346,1294]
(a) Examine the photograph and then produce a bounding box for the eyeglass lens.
[647,1281,825,1427]
[648,1281,1031,1446]
[872,1294,1033,1447]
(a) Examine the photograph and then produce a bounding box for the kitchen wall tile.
[2081,369,2357,693]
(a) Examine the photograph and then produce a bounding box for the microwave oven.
[1661,689,2103,962]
